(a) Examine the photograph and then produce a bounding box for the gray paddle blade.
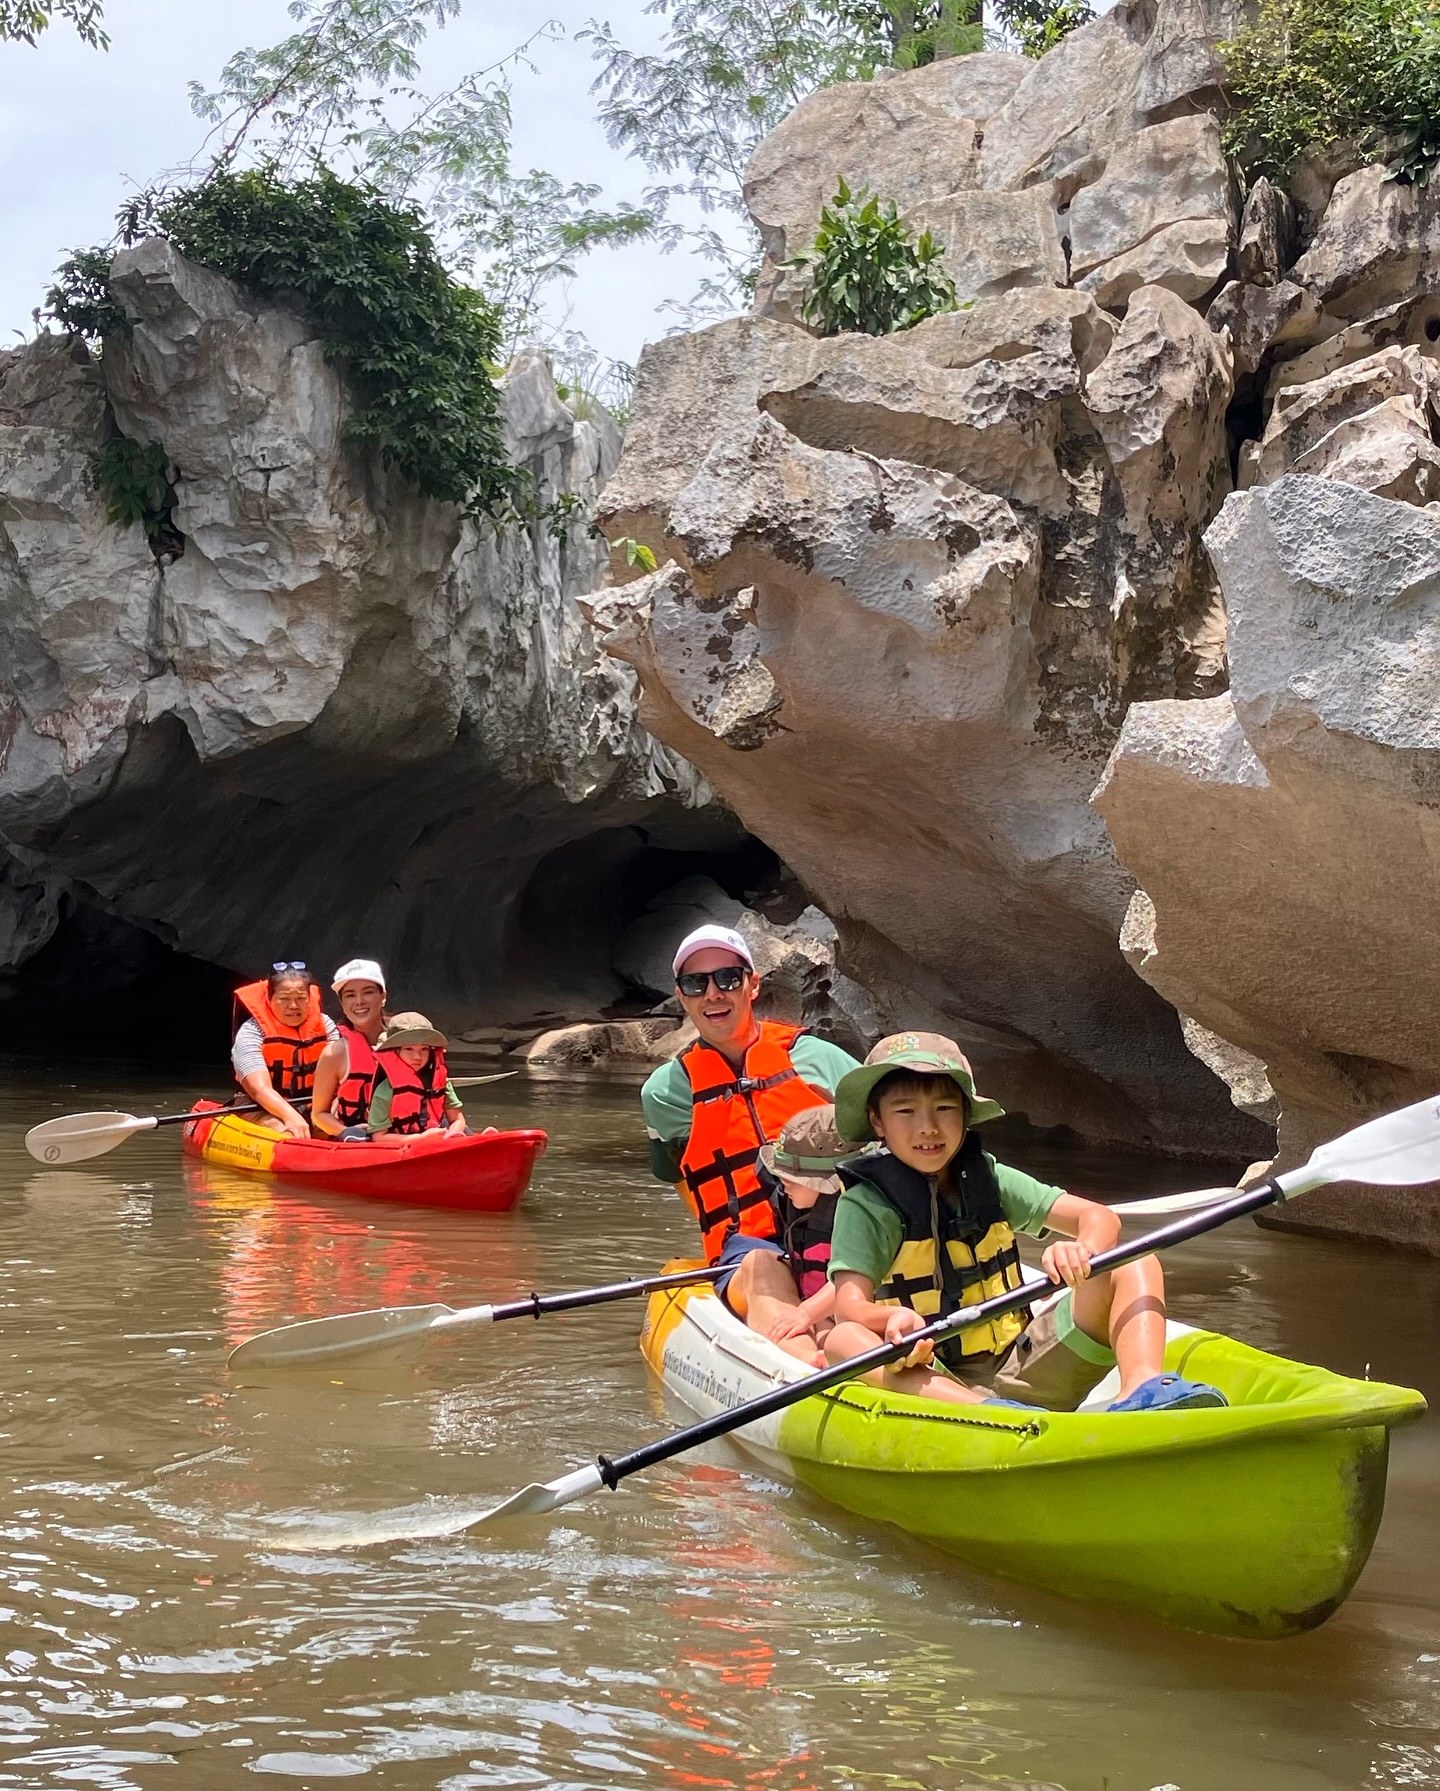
[24,1112,151,1165]
[262,1464,608,1550]
[1306,1094,1440,1188]
[227,1303,456,1370]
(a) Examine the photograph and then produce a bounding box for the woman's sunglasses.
[677,966,749,997]
[271,960,308,973]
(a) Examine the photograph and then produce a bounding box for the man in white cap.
[311,958,389,1139]
[640,924,860,1358]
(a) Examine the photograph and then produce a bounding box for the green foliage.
[585,0,966,316]
[149,167,510,513]
[787,178,959,337]
[990,0,1093,57]
[1221,0,1440,185]
[613,537,658,572]
[90,437,183,558]
[0,0,106,47]
[44,247,130,338]
[192,1,661,357]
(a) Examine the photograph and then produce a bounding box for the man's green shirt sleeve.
[639,1033,861,1184]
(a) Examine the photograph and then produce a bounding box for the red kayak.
[182,1101,546,1211]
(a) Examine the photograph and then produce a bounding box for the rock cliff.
[0,240,754,1042]
[590,0,1270,1156]
[592,0,1440,1194]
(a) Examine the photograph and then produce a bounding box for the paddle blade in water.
[262,1465,609,1550]
[227,1304,457,1371]
[1301,1095,1440,1189]
[24,1112,155,1165]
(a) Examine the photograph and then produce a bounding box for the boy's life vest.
[838,1132,1033,1366]
[334,1024,380,1128]
[678,1021,830,1264]
[233,979,329,1101]
[376,1047,450,1135]
[760,1165,839,1301]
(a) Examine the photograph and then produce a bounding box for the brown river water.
[0,1059,1438,1791]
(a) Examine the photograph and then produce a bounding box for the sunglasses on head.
[677,965,749,997]
[271,960,308,973]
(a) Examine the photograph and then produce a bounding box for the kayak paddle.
[24,1072,518,1166]
[227,1262,728,1370]
[293,1092,1440,1545]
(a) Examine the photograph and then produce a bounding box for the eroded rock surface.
[0,244,748,1030]
[1095,476,1440,1248]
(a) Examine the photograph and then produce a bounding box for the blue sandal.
[1108,1374,1228,1413]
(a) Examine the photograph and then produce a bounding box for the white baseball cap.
[332,958,387,993]
[672,925,755,977]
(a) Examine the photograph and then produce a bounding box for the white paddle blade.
[24,1112,155,1165]
[265,1464,607,1550]
[1298,1094,1440,1190]
[226,1303,456,1370]
[1112,1185,1239,1217]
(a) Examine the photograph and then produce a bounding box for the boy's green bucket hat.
[835,1032,1005,1143]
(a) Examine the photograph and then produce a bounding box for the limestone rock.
[1236,178,1295,287]
[597,315,818,574]
[525,1016,695,1069]
[592,410,1264,1153]
[759,289,1114,511]
[1292,163,1440,323]
[1266,291,1440,401]
[1242,345,1440,504]
[1094,474,1440,1248]
[1070,118,1234,309]
[1207,280,1322,379]
[978,0,1151,192]
[0,246,737,1029]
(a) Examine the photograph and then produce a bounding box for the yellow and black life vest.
[376,1047,450,1135]
[335,1024,380,1128]
[840,1134,1032,1364]
[679,1021,829,1264]
[233,979,329,1101]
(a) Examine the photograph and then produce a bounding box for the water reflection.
[0,1060,1437,1787]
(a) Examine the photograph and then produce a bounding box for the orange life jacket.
[334,1024,380,1128]
[377,1048,450,1135]
[233,980,329,1100]
[679,1021,829,1264]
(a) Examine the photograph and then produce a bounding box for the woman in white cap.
[311,959,389,1139]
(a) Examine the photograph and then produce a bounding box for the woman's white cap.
[332,958,387,993]
[672,925,755,977]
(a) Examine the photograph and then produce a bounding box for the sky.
[0,0,727,371]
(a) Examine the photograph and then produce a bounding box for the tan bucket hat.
[758,1103,856,1195]
[835,1032,1005,1143]
[378,1011,448,1050]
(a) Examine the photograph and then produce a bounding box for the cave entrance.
[0,896,234,1064]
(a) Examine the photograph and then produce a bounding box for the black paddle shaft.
[595,1178,1284,1489]
[488,1263,724,1324]
[156,1093,316,1127]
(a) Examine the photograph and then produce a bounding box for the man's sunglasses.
[677,966,749,997]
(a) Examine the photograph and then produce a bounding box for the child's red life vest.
[233,980,328,1100]
[334,1025,380,1128]
[678,1021,829,1264]
[377,1048,449,1135]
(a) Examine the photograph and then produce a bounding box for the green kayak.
[641,1269,1426,1638]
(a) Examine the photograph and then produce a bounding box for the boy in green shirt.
[826,1033,1227,1413]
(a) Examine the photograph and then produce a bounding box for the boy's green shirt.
[828,1152,1065,1286]
[367,1079,464,1135]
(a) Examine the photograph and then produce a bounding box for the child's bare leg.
[1069,1253,1166,1398]
[823,1321,987,1405]
[727,1252,822,1365]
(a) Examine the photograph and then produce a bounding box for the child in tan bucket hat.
[825,1033,1227,1415]
[754,1103,858,1355]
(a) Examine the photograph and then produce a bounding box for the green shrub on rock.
[787,179,959,337]
[48,168,512,516]
[1222,0,1440,186]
